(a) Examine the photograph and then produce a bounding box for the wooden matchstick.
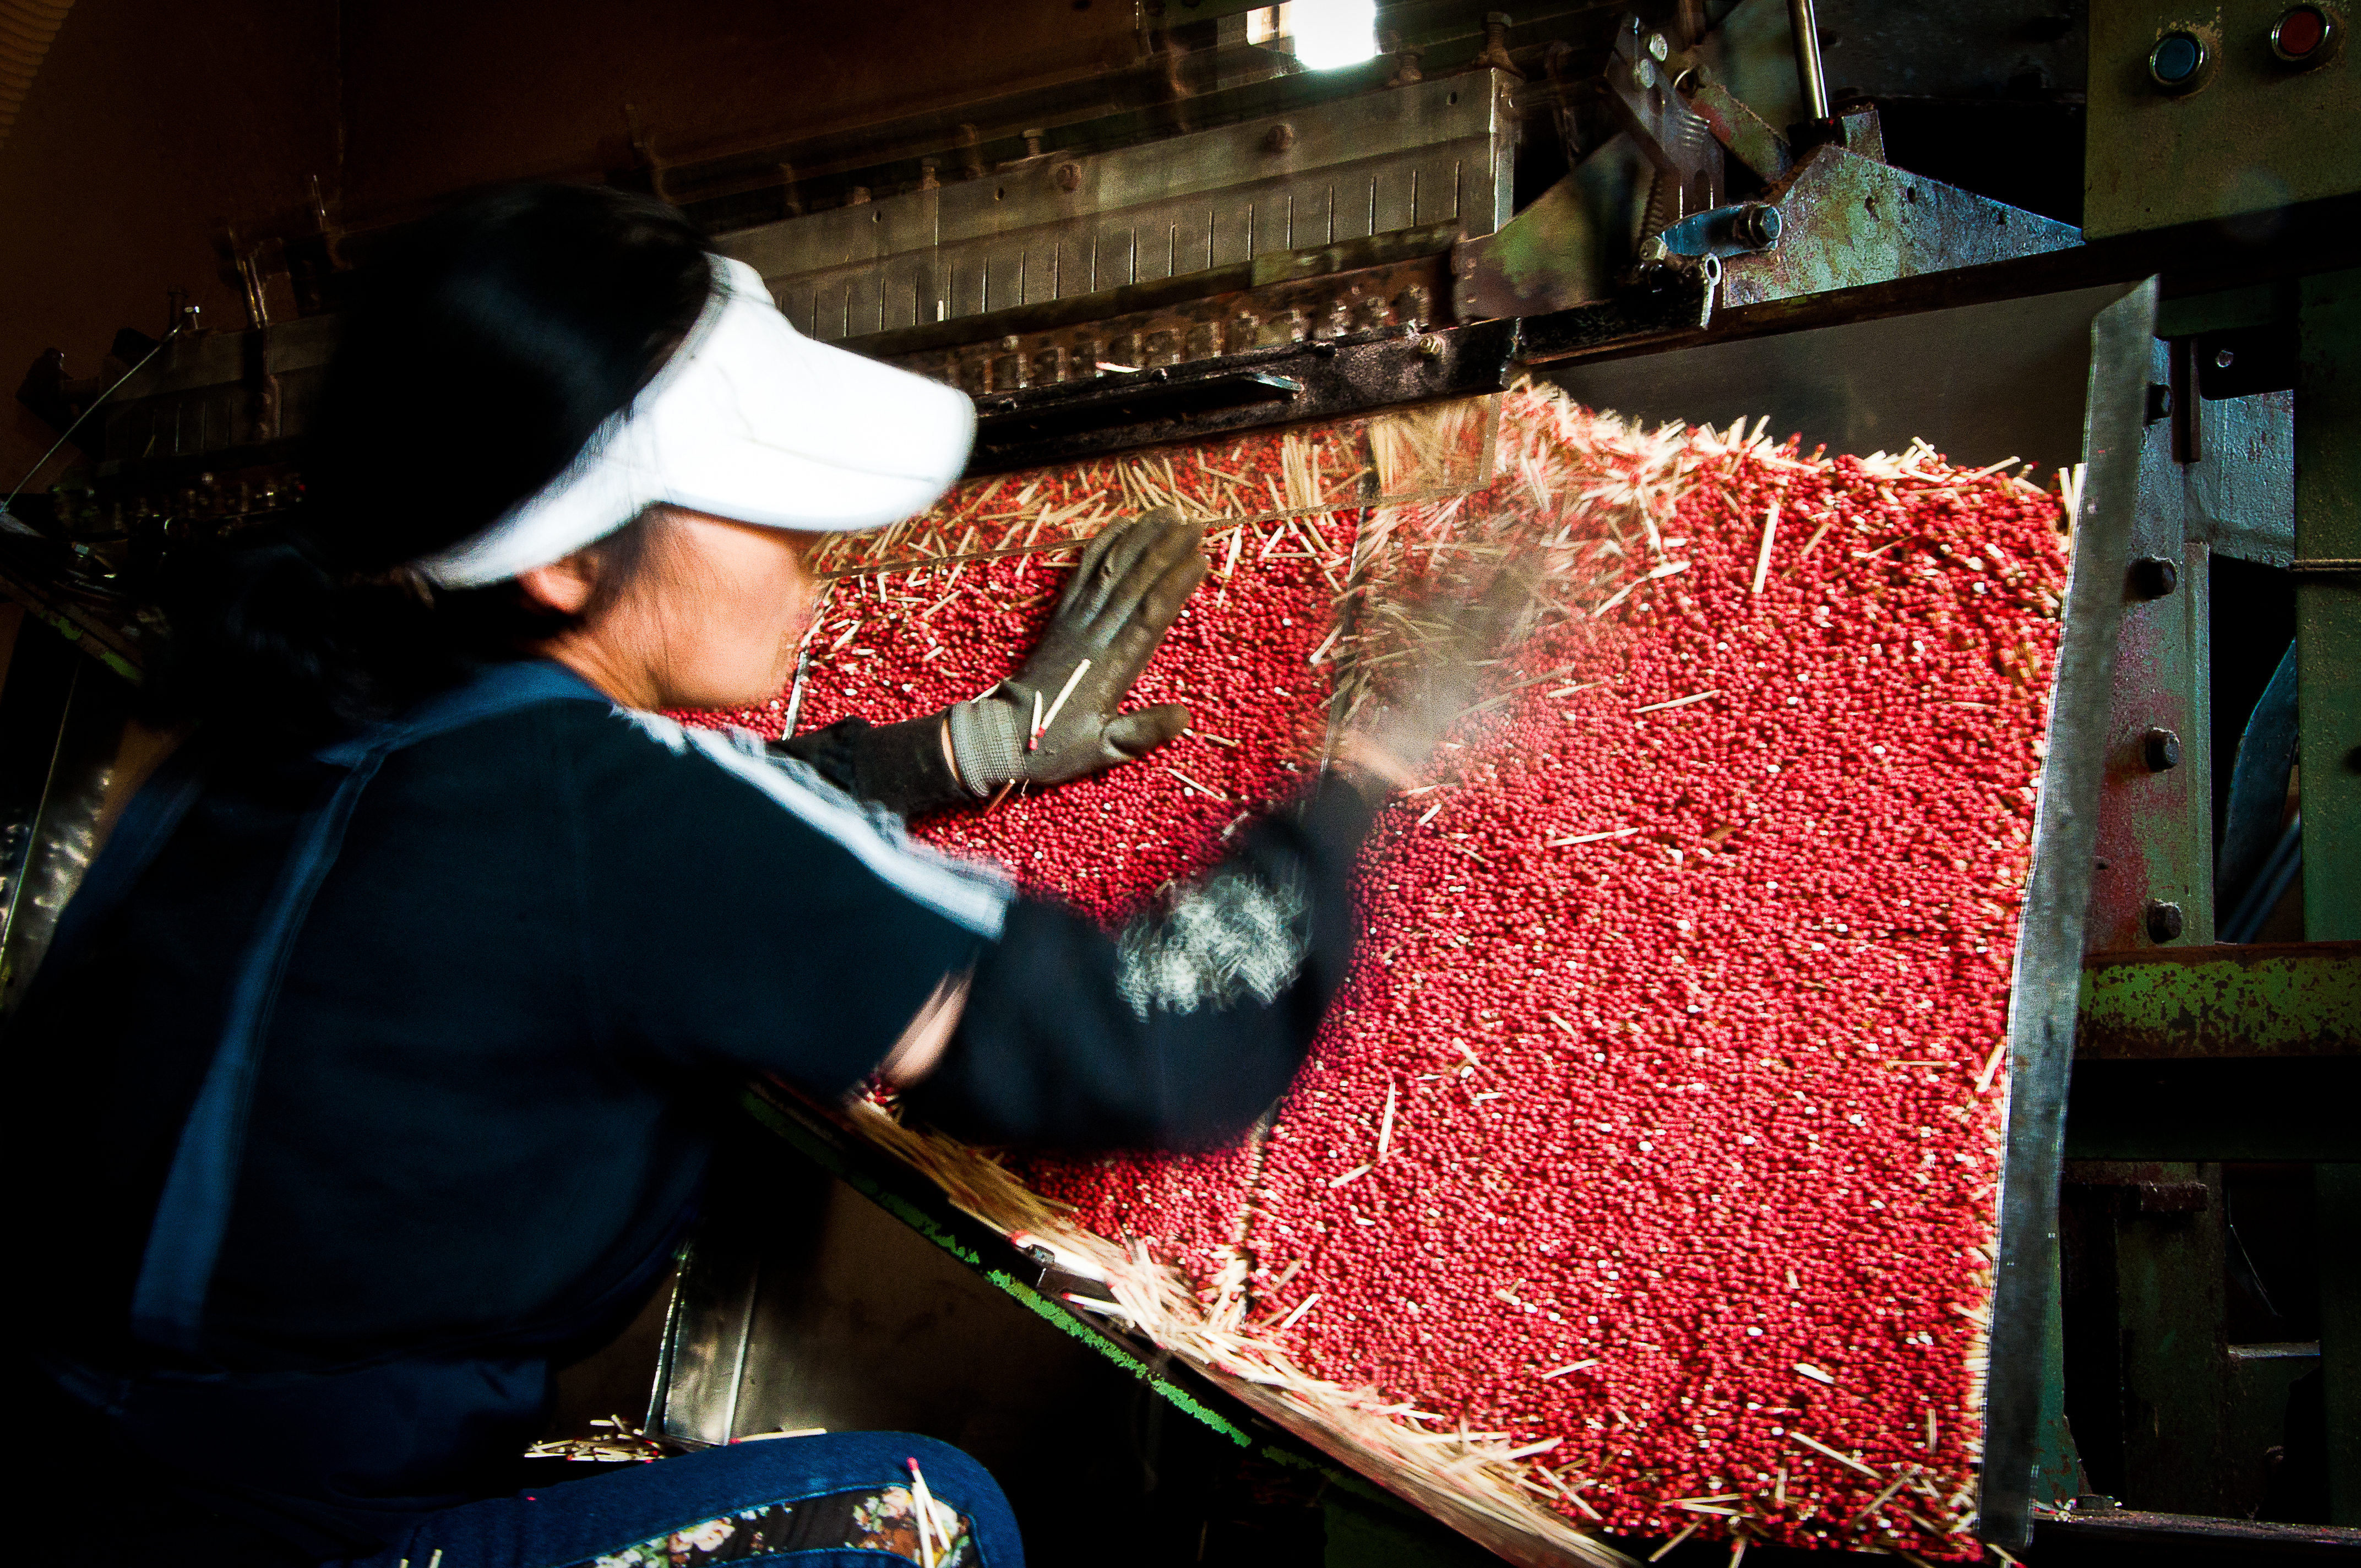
[1038,658,1092,739]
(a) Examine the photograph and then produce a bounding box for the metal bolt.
[1022,128,1044,157]
[2214,347,2235,369]
[1053,161,1082,192]
[2142,727,2183,771]
[2145,900,2185,943]
[2129,556,2180,599]
[1646,30,1671,61]
[1264,122,1297,155]
[1633,59,1654,89]
[2145,383,2173,424]
[1419,334,1446,360]
[1639,234,1671,264]
[1729,204,1783,249]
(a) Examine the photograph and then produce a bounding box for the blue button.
[2151,32,2204,84]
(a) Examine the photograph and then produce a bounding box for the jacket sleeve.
[899,773,1378,1150]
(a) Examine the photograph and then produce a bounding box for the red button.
[2276,6,2328,57]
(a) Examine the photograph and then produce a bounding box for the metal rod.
[1786,0,1831,121]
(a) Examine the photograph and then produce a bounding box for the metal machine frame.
[4,1,2356,1559]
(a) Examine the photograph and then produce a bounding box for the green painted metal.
[2297,270,2360,941]
[1688,80,1790,182]
[2076,943,2361,1056]
[2109,1162,2232,1515]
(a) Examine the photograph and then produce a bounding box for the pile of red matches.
[681,385,2067,1559]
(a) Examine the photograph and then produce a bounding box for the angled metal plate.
[1980,276,2162,1550]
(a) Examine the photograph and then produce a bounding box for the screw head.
[1264,122,1297,155]
[1732,205,1783,248]
[2214,347,2236,369]
[1646,30,1671,61]
[2145,900,2185,943]
[1640,235,1671,264]
[2142,727,2183,771]
[2129,556,2180,600]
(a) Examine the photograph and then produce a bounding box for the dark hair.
[153,184,714,742]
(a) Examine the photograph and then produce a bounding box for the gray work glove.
[772,506,1207,817]
[946,505,1207,796]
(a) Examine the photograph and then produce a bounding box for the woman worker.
[14,185,1425,1566]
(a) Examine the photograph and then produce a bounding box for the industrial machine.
[3,1,2354,1560]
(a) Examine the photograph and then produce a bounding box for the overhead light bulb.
[1290,0,1378,69]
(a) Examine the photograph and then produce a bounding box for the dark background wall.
[0,0,1133,490]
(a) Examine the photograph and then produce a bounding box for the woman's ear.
[515,554,599,615]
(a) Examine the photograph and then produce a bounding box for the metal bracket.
[1603,11,1725,235]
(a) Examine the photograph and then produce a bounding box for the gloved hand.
[770,507,1207,817]
[944,505,1206,796]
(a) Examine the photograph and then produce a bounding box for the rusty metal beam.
[2076,942,2361,1057]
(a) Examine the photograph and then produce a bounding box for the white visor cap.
[417,255,976,587]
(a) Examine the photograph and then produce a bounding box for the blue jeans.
[340,1434,1022,1567]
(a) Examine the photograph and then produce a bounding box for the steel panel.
[1979,277,2161,1551]
[719,74,1515,340]
[2086,337,2215,952]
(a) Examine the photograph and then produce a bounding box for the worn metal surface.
[1450,165,1623,319]
[1687,79,1791,182]
[1980,276,2158,1552]
[2035,1506,2361,1555]
[2185,389,2297,568]
[874,249,1456,398]
[2297,269,2360,941]
[2085,0,2361,240]
[2087,337,2215,952]
[1602,12,1723,230]
[1717,140,2080,312]
[965,317,1519,473]
[664,1088,1624,1568]
[1542,282,2118,479]
[720,73,1517,345]
[2065,1161,2234,1514]
[95,314,336,473]
[2077,941,2361,1056]
[853,223,1457,358]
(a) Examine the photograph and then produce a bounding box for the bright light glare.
[1290,0,1378,69]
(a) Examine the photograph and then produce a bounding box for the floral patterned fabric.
[584,1483,975,1566]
